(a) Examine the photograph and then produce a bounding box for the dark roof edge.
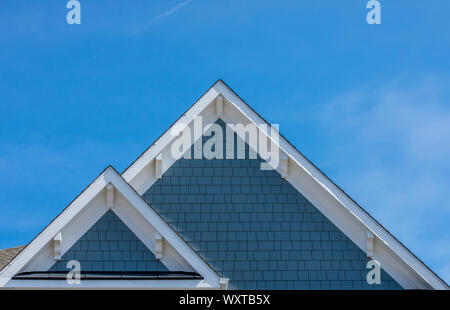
[12,271,203,280]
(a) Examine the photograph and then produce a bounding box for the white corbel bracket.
[220,278,229,290]
[53,232,62,261]
[106,183,114,209]
[366,230,374,258]
[155,154,162,179]
[281,154,288,179]
[216,95,223,117]
[154,231,163,260]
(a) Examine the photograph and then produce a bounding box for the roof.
[0,80,448,289]
[0,246,26,271]
[121,79,449,289]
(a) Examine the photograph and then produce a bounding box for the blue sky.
[1,1,449,282]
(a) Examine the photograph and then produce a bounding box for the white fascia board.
[4,279,217,289]
[121,80,448,290]
[0,167,221,289]
[128,102,219,195]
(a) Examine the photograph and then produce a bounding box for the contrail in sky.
[150,0,193,24]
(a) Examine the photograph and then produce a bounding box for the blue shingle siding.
[49,210,168,272]
[142,120,402,290]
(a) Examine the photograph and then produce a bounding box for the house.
[0,80,448,289]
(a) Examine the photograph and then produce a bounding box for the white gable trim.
[123,83,220,184]
[122,80,448,290]
[0,167,223,289]
[3,279,217,290]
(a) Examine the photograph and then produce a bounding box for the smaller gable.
[0,166,223,289]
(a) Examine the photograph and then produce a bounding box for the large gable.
[122,80,448,290]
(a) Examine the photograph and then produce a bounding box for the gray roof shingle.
[0,245,26,271]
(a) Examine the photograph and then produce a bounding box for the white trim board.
[3,279,216,290]
[0,167,223,289]
[122,80,448,290]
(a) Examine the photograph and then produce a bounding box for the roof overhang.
[121,80,449,290]
[0,166,224,289]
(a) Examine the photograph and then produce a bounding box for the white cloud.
[314,77,450,283]
[326,79,450,161]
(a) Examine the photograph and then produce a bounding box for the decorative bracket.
[220,278,229,290]
[106,183,114,209]
[216,95,223,117]
[154,231,163,260]
[53,232,62,261]
[155,154,162,179]
[366,230,374,257]
[281,154,288,179]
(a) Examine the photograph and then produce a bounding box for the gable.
[142,120,403,290]
[49,210,168,272]
[123,80,448,290]
[0,167,222,289]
